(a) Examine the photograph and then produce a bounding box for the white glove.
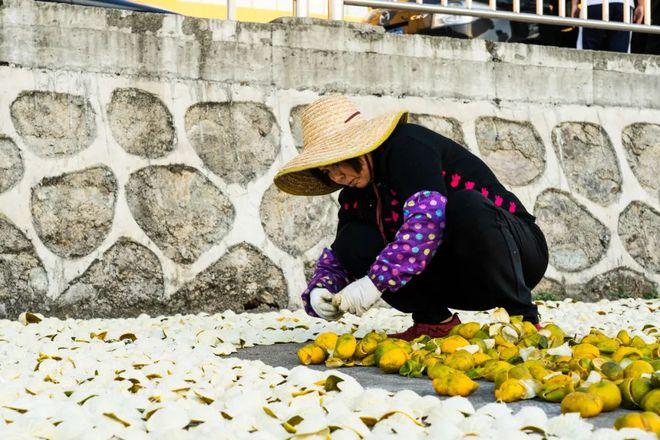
[310,288,341,321]
[334,276,382,316]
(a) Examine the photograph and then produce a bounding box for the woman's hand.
[334,277,382,316]
[310,288,342,321]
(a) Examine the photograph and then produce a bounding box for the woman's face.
[319,156,371,188]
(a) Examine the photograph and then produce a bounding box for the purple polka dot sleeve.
[368,190,447,293]
[301,248,350,317]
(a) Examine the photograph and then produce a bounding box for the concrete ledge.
[2,0,659,108]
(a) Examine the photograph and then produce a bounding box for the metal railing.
[277,0,660,34]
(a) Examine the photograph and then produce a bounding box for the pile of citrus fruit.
[298,308,660,435]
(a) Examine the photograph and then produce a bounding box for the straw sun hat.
[274,96,408,196]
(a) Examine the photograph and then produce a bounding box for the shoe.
[388,314,462,341]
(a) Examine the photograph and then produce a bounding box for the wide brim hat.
[274,96,408,196]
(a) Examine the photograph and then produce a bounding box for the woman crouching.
[274,96,548,341]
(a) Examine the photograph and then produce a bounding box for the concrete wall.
[0,0,658,319]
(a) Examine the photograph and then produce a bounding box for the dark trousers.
[332,190,549,324]
[580,4,631,52]
[631,0,660,54]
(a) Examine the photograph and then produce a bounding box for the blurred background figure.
[572,0,647,52]
[631,0,660,53]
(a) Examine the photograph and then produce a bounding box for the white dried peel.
[0,299,656,438]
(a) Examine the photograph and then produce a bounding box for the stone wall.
[0,0,658,318]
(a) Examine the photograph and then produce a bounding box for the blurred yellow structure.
[133,0,371,22]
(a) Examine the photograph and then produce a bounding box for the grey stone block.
[618,201,660,273]
[55,237,165,318]
[289,104,308,152]
[552,122,621,206]
[0,136,23,193]
[532,277,566,301]
[0,214,50,319]
[107,88,176,159]
[125,165,234,265]
[621,122,660,200]
[105,8,164,34]
[475,117,546,186]
[10,91,96,158]
[534,189,610,272]
[168,242,288,314]
[31,166,117,258]
[409,114,466,148]
[185,102,280,186]
[582,267,657,300]
[260,183,337,257]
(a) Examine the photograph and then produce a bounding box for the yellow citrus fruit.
[427,364,456,380]
[568,357,592,380]
[314,332,339,354]
[560,392,604,418]
[440,336,469,354]
[616,329,631,346]
[391,339,413,354]
[528,365,553,382]
[587,380,622,412]
[379,347,409,374]
[297,344,326,365]
[480,360,513,382]
[472,352,491,366]
[355,337,378,359]
[572,343,600,359]
[614,412,660,434]
[334,334,357,360]
[494,365,532,391]
[544,374,573,386]
[433,372,479,397]
[364,331,388,343]
[493,334,516,349]
[630,335,647,349]
[624,360,654,379]
[444,351,475,371]
[612,346,642,363]
[457,322,482,339]
[497,345,519,361]
[599,361,624,381]
[423,355,443,369]
[495,379,528,403]
[520,332,544,348]
[595,338,620,354]
[641,389,660,415]
[411,349,431,363]
[521,321,538,336]
[620,378,653,409]
[374,340,398,364]
[539,382,572,403]
[360,353,376,367]
[538,323,566,348]
[650,370,660,388]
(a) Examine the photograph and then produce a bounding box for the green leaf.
[398,359,424,378]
